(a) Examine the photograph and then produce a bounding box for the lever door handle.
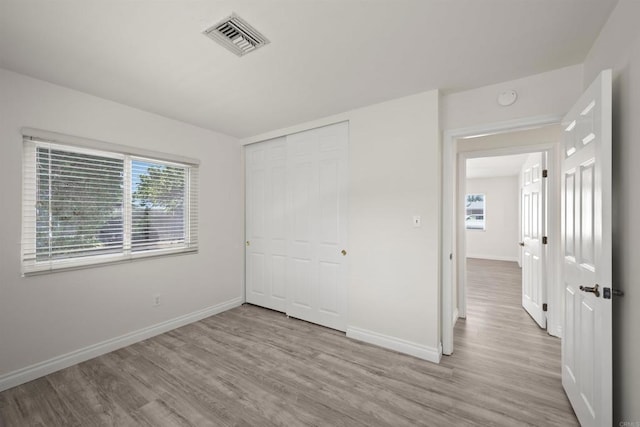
[579,284,600,297]
[519,242,525,247]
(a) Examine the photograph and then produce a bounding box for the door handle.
[519,242,525,247]
[579,284,600,297]
[341,249,347,256]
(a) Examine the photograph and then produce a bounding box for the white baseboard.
[346,326,442,364]
[466,254,519,262]
[452,308,460,327]
[0,297,243,392]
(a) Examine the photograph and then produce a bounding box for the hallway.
[441,258,578,425]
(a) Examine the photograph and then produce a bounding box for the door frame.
[441,115,562,355]
[458,146,553,328]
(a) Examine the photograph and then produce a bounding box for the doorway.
[442,70,613,427]
[442,121,563,355]
[461,150,547,331]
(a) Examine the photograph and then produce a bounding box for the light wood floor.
[0,259,577,426]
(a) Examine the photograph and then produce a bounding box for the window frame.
[21,128,199,275]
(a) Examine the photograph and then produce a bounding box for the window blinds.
[22,132,199,275]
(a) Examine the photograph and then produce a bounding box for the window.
[465,193,485,230]
[22,131,199,274]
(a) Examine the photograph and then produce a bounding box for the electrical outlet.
[153,294,161,307]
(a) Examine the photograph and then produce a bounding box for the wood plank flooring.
[0,259,577,426]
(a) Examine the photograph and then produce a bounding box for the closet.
[245,122,348,331]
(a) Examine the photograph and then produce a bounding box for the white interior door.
[286,123,348,331]
[245,137,288,312]
[561,69,612,427]
[521,152,547,328]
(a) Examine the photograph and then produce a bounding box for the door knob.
[341,249,347,256]
[246,241,250,246]
[519,242,525,247]
[579,284,600,297]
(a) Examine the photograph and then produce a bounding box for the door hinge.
[542,236,548,244]
[542,303,548,312]
[542,169,548,178]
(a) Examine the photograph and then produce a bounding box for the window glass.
[465,194,485,230]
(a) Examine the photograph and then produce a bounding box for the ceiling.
[466,154,530,179]
[0,1,617,138]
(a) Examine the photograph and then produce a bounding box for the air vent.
[203,13,269,57]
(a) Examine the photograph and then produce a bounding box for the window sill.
[22,247,198,277]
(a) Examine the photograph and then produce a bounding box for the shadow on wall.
[611,63,625,424]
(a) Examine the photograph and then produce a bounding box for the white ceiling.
[0,0,617,138]
[466,153,530,179]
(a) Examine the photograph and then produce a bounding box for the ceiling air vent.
[203,13,270,57]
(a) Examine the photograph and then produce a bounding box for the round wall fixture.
[497,90,518,106]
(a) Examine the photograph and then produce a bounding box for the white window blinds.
[22,131,199,275]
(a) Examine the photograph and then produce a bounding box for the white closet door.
[245,137,287,312]
[245,122,348,331]
[286,123,348,331]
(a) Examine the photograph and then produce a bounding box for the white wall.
[583,0,640,422]
[465,176,519,262]
[442,64,583,130]
[243,90,442,362]
[0,69,244,389]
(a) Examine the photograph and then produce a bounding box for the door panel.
[291,257,312,308]
[271,255,286,299]
[286,122,348,331]
[580,162,595,267]
[565,172,576,259]
[286,130,318,321]
[565,286,576,380]
[319,159,340,242]
[245,138,287,312]
[561,69,612,427]
[314,123,348,330]
[318,261,339,314]
[521,152,546,328]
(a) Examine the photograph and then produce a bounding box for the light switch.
[413,215,421,227]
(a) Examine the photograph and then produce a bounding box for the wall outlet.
[153,294,161,307]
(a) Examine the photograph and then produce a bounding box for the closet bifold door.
[245,137,288,312]
[245,122,348,331]
[285,123,348,331]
